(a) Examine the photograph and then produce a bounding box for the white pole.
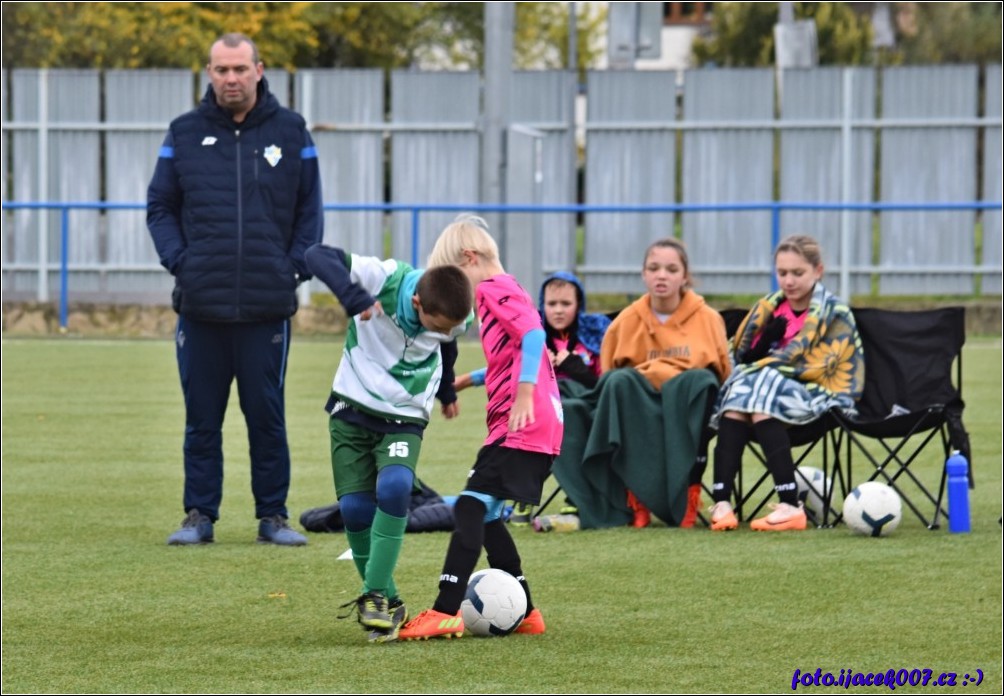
[37,68,49,303]
[567,2,577,74]
[483,1,514,248]
[298,71,313,309]
[567,2,578,270]
[839,68,853,302]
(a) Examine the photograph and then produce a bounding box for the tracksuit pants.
[175,316,291,521]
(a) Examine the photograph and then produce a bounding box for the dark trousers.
[176,316,292,521]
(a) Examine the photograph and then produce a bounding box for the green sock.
[365,509,407,597]
[345,528,371,592]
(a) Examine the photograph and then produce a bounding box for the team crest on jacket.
[263,145,282,167]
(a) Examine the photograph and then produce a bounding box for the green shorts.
[328,417,423,498]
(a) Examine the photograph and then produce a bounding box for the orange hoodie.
[600,290,731,390]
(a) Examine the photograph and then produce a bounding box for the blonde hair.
[775,234,823,267]
[427,214,500,268]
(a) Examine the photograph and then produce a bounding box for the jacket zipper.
[235,128,243,320]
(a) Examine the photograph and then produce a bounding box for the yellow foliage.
[2,2,609,72]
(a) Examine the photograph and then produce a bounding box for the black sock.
[433,496,485,615]
[712,417,751,502]
[484,519,534,613]
[690,455,709,485]
[753,419,798,506]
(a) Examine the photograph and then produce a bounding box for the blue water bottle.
[946,450,971,534]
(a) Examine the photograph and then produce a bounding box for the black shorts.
[464,441,553,505]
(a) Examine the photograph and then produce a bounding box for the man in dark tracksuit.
[147,33,322,546]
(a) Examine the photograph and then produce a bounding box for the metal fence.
[2,64,1001,306]
[3,199,997,332]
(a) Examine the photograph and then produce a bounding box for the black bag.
[298,479,453,533]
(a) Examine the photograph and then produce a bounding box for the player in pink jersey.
[454,270,611,524]
[399,214,562,640]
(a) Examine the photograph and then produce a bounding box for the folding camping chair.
[828,306,971,530]
[731,415,847,526]
[534,480,565,519]
[705,309,848,528]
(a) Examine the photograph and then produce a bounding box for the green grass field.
[2,335,1001,694]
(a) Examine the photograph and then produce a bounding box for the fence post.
[410,208,421,268]
[37,69,49,303]
[483,3,513,246]
[839,68,854,301]
[59,205,68,331]
[770,203,780,292]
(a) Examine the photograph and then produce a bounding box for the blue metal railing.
[2,199,1000,330]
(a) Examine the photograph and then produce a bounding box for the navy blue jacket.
[147,78,323,322]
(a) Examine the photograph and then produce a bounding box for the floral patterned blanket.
[711,283,865,427]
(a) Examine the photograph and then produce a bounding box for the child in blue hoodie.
[538,271,610,389]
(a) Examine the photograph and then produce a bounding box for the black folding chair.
[705,308,848,528]
[733,415,847,526]
[534,483,564,519]
[829,307,971,530]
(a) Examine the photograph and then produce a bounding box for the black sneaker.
[339,591,392,630]
[167,509,214,545]
[368,597,409,643]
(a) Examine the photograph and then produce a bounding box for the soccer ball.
[842,481,903,537]
[461,568,527,637]
[795,466,833,518]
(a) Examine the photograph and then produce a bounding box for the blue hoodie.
[467,270,612,389]
[538,271,611,357]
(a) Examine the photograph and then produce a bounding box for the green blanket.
[553,369,720,529]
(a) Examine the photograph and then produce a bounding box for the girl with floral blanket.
[709,235,865,532]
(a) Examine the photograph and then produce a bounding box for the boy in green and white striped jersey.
[304,243,473,643]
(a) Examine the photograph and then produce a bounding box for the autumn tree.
[514,1,606,75]
[692,2,873,67]
[1,2,315,69]
[2,2,606,72]
[691,2,1001,68]
[890,2,1002,65]
[691,2,781,67]
[305,2,432,69]
[304,1,606,71]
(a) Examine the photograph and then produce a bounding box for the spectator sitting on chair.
[455,271,611,525]
[550,238,732,530]
[708,234,865,533]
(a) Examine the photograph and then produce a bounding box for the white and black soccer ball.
[842,481,903,537]
[795,465,833,518]
[461,568,527,637]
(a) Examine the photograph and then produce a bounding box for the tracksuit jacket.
[147,77,322,321]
